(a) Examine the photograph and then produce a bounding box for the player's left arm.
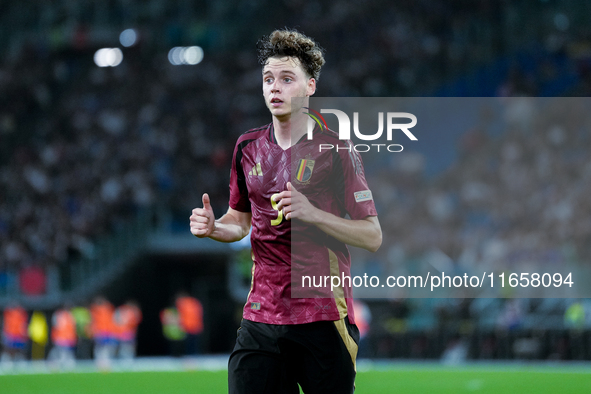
[275,182,382,252]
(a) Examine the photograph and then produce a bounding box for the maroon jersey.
[229,123,377,325]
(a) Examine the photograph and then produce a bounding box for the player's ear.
[307,78,316,96]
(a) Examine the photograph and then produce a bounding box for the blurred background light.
[168,46,182,65]
[168,46,203,65]
[554,13,569,31]
[184,46,204,65]
[120,28,138,47]
[94,48,124,67]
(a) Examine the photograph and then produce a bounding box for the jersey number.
[270,194,283,226]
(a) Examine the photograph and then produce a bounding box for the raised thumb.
[202,193,212,210]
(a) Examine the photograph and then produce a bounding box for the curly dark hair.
[257,29,326,80]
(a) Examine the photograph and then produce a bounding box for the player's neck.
[273,112,307,150]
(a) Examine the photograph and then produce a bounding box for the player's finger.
[191,221,210,232]
[192,207,210,217]
[192,208,210,218]
[191,215,210,224]
[276,197,291,211]
[273,191,291,201]
[287,182,298,193]
[191,227,208,237]
[284,204,294,219]
[202,193,212,210]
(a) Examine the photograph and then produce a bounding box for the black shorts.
[228,318,360,394]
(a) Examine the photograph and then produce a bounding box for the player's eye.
[283,77,292,83]
[264,78,274,84]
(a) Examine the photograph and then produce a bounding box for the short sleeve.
[335,141,377,220]
[229,139,251,212]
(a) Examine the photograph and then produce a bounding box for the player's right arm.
[190,193,251,243]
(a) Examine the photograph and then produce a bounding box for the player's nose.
[271,80,281,92]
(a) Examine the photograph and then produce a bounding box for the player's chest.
[242,145,290,197]
[241,143,333,197]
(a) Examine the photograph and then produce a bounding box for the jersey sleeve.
[335,141,377,220]
[229,139,251,212]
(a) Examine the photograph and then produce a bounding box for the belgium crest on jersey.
[295,159,315,183]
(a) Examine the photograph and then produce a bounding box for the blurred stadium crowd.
[361,96,591,295]
[2,0,591,361]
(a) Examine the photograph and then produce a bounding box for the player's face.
[262,56,316,119]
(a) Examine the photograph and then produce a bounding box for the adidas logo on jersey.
[248,163,263,176]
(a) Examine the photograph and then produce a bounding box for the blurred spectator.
[352,299,372,358]
[441,336,469,365]
[496,299,524,331]
[48,305,77,370]
[1,302,28,367]
[28,310,48,361]
[71,304,93,359]
[564,301,585,330]
[160,306,186,357]
[175,292,204,355]
[90,296,116,369]
[114,299,142,361]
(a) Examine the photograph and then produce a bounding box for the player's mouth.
[270,98,284,107]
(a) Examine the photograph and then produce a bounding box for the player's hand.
[190,193,216,238]
[275,182,318,223]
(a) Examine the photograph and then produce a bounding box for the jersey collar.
[268,123,320,146]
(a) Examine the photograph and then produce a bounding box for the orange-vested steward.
[115,304,142,341]
[52,310,77,346]
[90,301,115,338]
[3,306,28,340]
[176,297,203,335]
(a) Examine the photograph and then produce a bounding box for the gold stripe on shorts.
[333,317,358,371]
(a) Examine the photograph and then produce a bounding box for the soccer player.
[190,29,381,393]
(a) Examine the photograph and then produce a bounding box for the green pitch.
[1,366,590,393]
